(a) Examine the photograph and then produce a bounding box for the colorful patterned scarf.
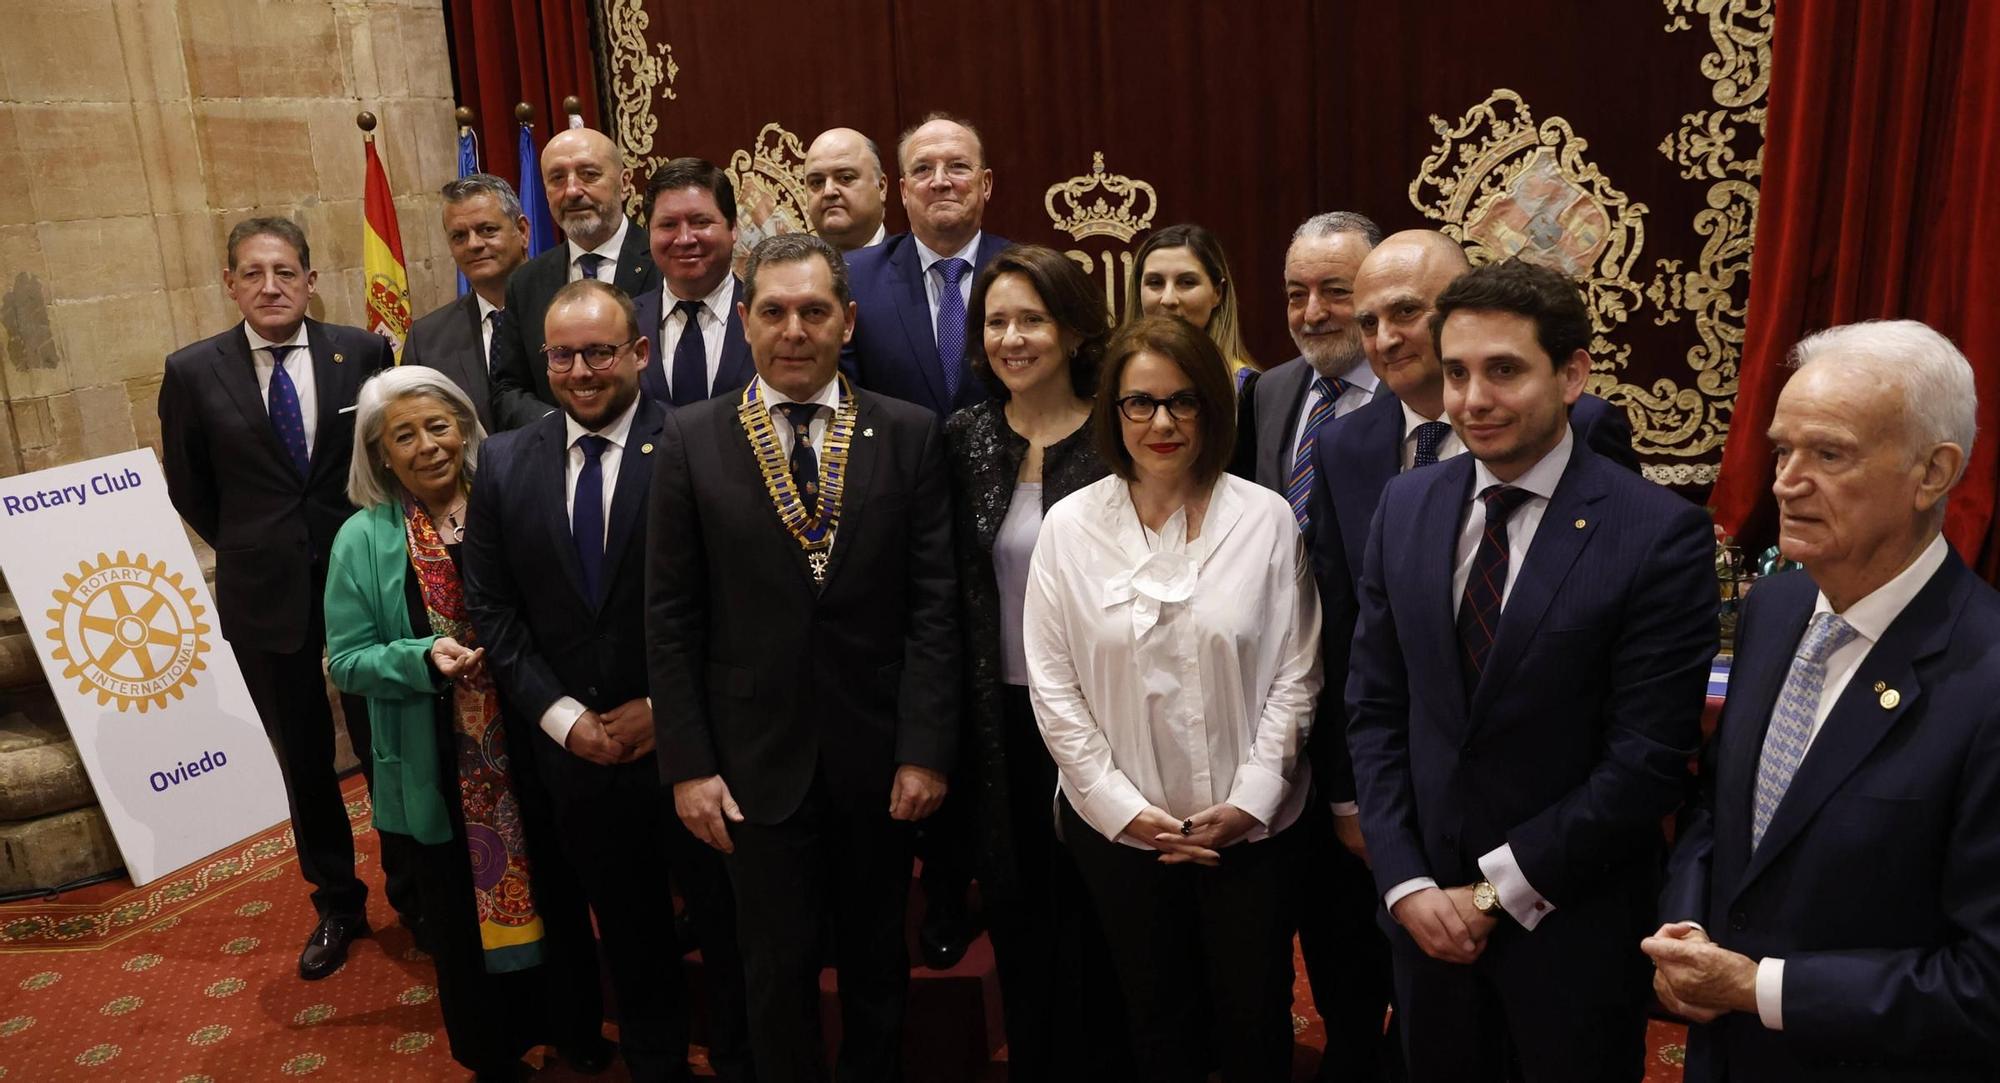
[402,494,545,973]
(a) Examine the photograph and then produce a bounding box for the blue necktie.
[1751,612,1859,849]
[773,402,822,516]
[934,257,970,404]
[1456,485,1534,690]
[577,253,607,280]
[572,434,609,600]
[670,299,706,407]
[1285,376,1347,530]
[265,344,309,477]
[1413,420,1453,468]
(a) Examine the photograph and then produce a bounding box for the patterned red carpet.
[1,775,1689,1080]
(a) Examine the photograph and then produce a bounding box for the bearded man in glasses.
[463,278,755,1082]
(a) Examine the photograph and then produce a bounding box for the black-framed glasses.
[1116,391,1203,423]
[542,338,635,372]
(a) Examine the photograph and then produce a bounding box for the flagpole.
[455,106,478,298]
[356,110,413,362]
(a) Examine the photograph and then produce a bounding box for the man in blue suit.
[1346,258,1715,1081]
[840,112,1011,417]
[463,281,752,1081]
[631,158,756,408]
[1647,320,2000,1081]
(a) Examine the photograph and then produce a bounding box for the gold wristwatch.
[1471,879,1502,917]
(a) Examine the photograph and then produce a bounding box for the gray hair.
[440,172,525,220]
[744,232,852,307]
[1791,318,1978,481]
[1290,211,1384,250]
[346,367,486,508]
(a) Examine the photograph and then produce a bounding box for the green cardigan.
[324,501,452,845]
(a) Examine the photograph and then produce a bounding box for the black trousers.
[726,769,915,1083]
[1295,799,1399,1083]
[1063,796,1300,1083]
[233,637,417,922]
[985,685,1132,1082]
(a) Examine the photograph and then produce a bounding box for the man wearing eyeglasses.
[463,279,753,1082]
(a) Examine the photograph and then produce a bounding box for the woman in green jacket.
[325,366,561,1081]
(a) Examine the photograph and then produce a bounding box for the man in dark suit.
[1647,321,2000,1081]
[1345,259,1715,1081]
[630,158,756,407]
[462,281,752,1082]
[401,173,531,434]
[157,216,403,979]
[649,233,958,1082]
[487,126,661,430]
[840,112,1011,416]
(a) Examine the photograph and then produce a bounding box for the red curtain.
[445,0,598,194]
[1710,0,2000,576]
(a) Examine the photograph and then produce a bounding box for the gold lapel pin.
[641,443,654,454]
[1873,680,1887,693]
[333,352,345,364]
[1573,518,1586,529]
[1880,689,1901,709]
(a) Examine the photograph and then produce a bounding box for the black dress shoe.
[297,913,369,981]
[559,1036,615,1075]
[919,906,978,971]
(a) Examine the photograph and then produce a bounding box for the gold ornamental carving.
[1045,152,1160,321]
[603,0,678,219]
[724,122,813,273]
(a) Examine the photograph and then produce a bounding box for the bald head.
[897,113,991,252]
[541,127,626,250]
[1353,230,1472,417]
[804,128,888,251]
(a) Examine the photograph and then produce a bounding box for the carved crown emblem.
[1045,152,1158,243]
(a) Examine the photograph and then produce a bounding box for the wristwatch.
[1471,879,1502,917]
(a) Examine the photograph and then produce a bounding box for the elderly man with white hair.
[1647,319,2000,1081]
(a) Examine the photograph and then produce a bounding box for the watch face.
[1474,883,1498,912]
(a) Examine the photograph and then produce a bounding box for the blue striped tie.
[1750,612,1858,849]
[1285,377,1346,530]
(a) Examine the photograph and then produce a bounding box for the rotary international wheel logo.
[44,551,210,713]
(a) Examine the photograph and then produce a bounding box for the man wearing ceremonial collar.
[647,232,959,1083]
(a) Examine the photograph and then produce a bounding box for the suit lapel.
[634,286,669,403]
[889,240,947,409]
[451,295,493,423]
[1417,457,1476,730]
[717,399,817,587]
[717,278,755,394]
[304,321,347,484]
[534,416,593,606]
[595,399,663,605]
[214,325,291,470]
[612,221,655,294]
[821,391,879,588]
[1471,453,1608,718]
[1260,363,1311,486]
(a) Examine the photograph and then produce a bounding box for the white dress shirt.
[860,223,887,249]
[244,323,317,454]
[1286,357,1378,464]
[538,394,642,746]
[1382,427,1573,928]
[566,218,630,283]
[658,274,736,400]
[1746,532,1948,1031]
[1024,473,1322,848]
[757,374,840,459]
[914,232,982,335]
[1398,400,1467,471]
[475,294,498,371]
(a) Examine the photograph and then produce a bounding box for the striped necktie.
[1751,612,1859,849]
[1285,376,1347,530]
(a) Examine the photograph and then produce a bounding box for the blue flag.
[519,123,559,256]
[456,127,480,297]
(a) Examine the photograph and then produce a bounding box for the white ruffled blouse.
[1023,472,1322,848]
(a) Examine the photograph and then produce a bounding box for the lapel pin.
[333,352,345,364]
[1879,688,1901,709]
[641,442,654,454]
[862,427,875,437]
[1873,680,1887,693]
[1573,518,1586,529]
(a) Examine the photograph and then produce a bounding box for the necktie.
[484,309,501,373]
[934,257,970,404]
[1285,376,1348,530]
[572,434,610,600]
[670,299,707,407]
[1750,612,1859,849]
[1413,419,1453,468]
[265,344,310,477]
[577,253,607,281]
[1455,485,1534,690]
[773,402,822,516]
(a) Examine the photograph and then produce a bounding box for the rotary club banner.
[362,135,412,360]
[0,450,289,885]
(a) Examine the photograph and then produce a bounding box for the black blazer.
[839,231,1013,416]
[461,396,668,801]
[631,278,755,405]
[402,292,496,434]
[488,223,661,430]
[646,386,959,824]
[157,319,390,653]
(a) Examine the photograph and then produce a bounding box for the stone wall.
[0,0,461,477]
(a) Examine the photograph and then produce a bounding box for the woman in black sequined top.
[943,245,1126,1079]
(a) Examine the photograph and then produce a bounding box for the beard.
[1296,325,1366,378]
[558,203,611,245]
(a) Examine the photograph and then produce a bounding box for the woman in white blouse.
[1023,314,1322,1082]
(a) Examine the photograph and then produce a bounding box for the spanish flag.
[362,136,412,361]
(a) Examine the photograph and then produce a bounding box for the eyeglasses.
[542,338,635,372]
[1115,391,1203,423]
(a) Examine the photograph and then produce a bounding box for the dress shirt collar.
[862,223,887,249]
[474,294,498,321]
[567,217,630,276]
[915,231,982,276]
[563,393,640,451]
[1812,532,1948,636]
[1334,355,1378,394]
[755,373,842,413]
[666,273,736,327]
[1088,472,1247,570]
[243,321,309,355]
[1470,424,1572,504]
